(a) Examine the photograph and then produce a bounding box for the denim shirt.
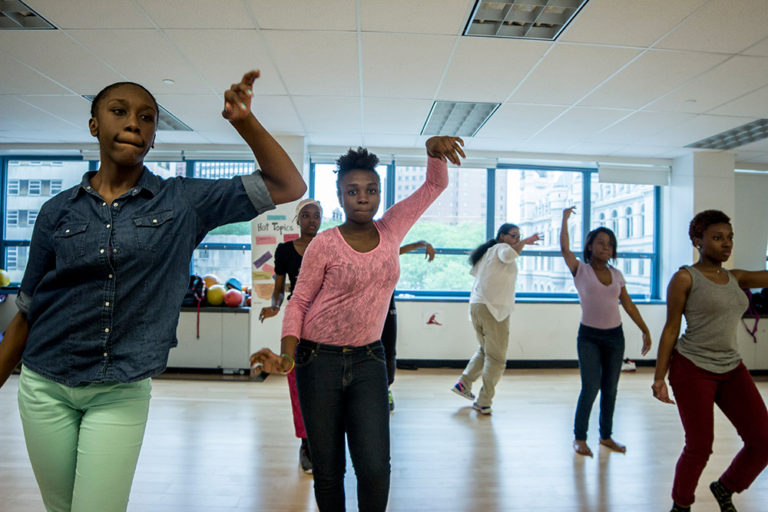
[17,167,275,386]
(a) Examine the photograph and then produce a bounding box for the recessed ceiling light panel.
[686,119,768,150]
[0,0,55,29]
[421,101,500,137]
[464,0,589,41]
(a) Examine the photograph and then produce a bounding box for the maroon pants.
[668,351,768,506]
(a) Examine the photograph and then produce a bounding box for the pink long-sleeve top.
[282,157,448,346]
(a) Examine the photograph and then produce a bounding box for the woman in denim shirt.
[0,70,305,512]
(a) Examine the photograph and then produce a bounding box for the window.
[191,161,257,286]
[308,159,660,300]
[28,180,41,196]
[1,160,90,285]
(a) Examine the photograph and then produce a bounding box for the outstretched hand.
[652,380,675,404]
[250,347,289,374]
[424,243,436,262]
[222,70,260,122]
[426,136,466,166]
[523,233,541,245]
[563,206,576,220]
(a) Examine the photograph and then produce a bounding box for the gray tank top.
[676,265,749,373]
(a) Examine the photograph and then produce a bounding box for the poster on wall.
[250,202,300,307]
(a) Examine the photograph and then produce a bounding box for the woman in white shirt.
[451,224,539,414]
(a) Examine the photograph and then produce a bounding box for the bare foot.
[573,440,593,457]
[599,438,626,453]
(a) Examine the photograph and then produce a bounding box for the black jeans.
[380,294,397,386]
[573,324,625,441]
[295,339,391,512]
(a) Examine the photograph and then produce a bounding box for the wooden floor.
[1,368,767,511]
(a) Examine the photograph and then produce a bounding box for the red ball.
[224,289,243,307]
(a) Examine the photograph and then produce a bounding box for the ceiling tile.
[164,30,286,95]
[0,31,124,92]
[16,95,92,130]
[560,0,708,47]
[292,96,361,133]
[68,30,210,95]
[648,55,768,114]
[510,44,641,105]
[710,85,768,118]
[246,0,356,30]
[362,98,433,134]
[361,0,472,35]
[263,31,359,96]
[476,103,566,140]
[594,110,696,144]
[529,107,633,143]
[137,0,256,29]
[650,114,756,146]
[656,0,768,53]
[26,0,154,29]
[439,38,550,103]
[579,49,729,109]
[743,36,768,56]
[0,53,71,95]
[362,33,455,98]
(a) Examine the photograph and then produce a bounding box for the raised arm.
[0,311,29,389]
[652,269,692,404]
[511,234,540,254]
[730,269,768,289]
[619,286,652,355]
[223,70,306,205]
[400,240,436,261]
[560,207,579,276]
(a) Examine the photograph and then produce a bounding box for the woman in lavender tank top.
[653,210,768,512]
[560,206,652,457]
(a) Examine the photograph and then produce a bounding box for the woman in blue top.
[0,70,305,512]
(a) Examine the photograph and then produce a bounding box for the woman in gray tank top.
[652,210,768,512]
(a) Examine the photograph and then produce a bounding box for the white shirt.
[469,243,519,322]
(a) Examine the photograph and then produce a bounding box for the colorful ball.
[224,289,243,307]
[206,284,226,306]
[203,274,220,289]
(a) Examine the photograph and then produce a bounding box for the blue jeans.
[295,339,391,512]
[573,324,625,441]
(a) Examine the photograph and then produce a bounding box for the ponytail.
[468,223,519,267]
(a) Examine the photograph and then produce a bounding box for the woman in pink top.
[252,136,465,512]
[560,206,651,457]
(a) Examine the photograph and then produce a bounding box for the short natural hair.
[689,210,731,245]
[335,147,380,190]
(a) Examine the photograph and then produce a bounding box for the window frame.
[309,159,661,302]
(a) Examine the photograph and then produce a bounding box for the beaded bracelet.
[280,353,295,374]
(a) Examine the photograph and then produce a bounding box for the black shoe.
[299,439,312,474]
[670,504,690,512]
[710,480,737,512]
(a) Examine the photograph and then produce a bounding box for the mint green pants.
[17,366,151,512]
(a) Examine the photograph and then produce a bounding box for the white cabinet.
[736,317,768,371]
[169,308,250,373]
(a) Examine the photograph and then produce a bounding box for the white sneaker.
[472,402,492,415]
[621,358,636,372]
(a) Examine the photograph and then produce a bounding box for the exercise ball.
[224,289,243,307]
[203,274,220,289]
[206,284,226,306]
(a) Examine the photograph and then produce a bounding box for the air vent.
[0,0,55,29]
[421,101,500,137]
[686,119,768,150]
[83,95,193,132]
[464,0,589,41]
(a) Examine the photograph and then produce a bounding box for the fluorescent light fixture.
[0,0,55,29]
[464,0,589,40]
[421,101,500,137]
[82,95,193,132]
[686,119,768,150]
